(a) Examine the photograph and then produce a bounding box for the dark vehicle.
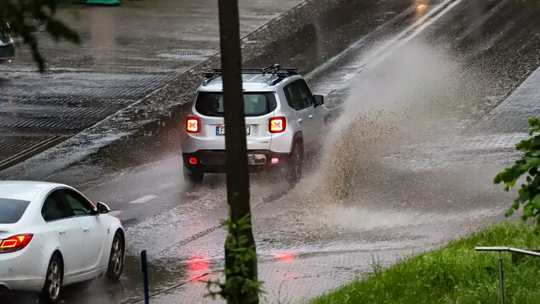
[0,23,15,63]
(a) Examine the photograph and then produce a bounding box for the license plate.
[216,126,250,135]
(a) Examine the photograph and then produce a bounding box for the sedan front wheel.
[106,231,125,281]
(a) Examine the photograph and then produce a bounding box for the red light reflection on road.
[271,252,295,262]
[187,253,210,281]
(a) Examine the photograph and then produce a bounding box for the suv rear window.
[0,198,30,224]
[195,92,277,117]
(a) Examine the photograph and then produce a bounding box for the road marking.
[130,195,157,204]
[333,0,462,94]
[304,6,417,80]
[306,0,462,92]
[108,210,124,217]
[372,0,463,65]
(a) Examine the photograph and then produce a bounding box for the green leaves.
[495,117,540,231]
[0,0,81,72]
[531,195,540,209]
[205,215,263,304]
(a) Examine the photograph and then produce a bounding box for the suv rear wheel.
[286,142,302,184]
[183,166,204,184]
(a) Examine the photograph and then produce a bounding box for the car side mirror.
[313,95,324,107]
[96,202,111,214]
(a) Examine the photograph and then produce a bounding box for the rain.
[2,0,540,303]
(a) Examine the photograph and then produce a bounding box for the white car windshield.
[0,198,30,224]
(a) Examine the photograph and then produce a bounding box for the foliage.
[494,117,540,231]
[205,214,264,304]
[0,0,81,72]
[310,222,540,304]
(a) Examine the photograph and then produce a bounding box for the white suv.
[180,65,331,184]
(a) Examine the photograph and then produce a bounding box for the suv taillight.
[269,117,286,133]
[186,117,200,133]
[0,234,33,253]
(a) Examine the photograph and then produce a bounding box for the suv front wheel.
[286,142,303,184]
[183,166,204,184]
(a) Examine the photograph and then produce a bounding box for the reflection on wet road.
[3,0,540,303]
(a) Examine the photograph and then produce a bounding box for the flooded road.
[3,0,540,303]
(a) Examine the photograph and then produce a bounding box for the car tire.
[39,253,63,304]
[105,231,125,281]
[286,142,303,184]
[183,166,204,184]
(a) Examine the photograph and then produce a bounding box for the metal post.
[141,250,150,304]
[498,258,504,304]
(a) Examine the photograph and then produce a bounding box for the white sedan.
[0,181,125,303]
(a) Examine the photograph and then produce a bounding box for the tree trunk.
[217,0,259,303]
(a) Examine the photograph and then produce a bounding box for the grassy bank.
[310,222,540,304]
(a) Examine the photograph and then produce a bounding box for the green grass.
[309,222,540,304]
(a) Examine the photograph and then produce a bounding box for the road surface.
[3,0,540,303]
[0,0,301,171]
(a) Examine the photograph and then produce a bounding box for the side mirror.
[96,202,111,214]
[313,95,324,107]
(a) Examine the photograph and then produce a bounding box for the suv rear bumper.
[183,150,291,173]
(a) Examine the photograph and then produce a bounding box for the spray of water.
[315,40,456,198]
[295,38,494,232]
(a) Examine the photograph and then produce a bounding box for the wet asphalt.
[4,0,540,303]
[0,0,301,171]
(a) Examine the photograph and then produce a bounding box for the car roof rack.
[202,64,298,86]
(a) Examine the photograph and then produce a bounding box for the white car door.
[295,80,319,142]
[312,96,328,136]
[60,189,105,273]
[283,80,317,145]
[41,190,85,277]
[295,106,316,144]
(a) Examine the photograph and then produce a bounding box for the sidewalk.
[467,65,540,135]
[131,248,417,304]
